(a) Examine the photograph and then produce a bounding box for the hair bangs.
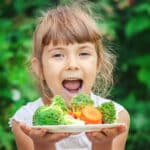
[42,7,101,46]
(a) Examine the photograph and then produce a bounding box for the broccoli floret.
[51,95,69,113]
[32,105,64,125]
[32,95,69,125]
[70,93,94,112]
[97,101,116,124]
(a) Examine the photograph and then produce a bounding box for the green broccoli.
[70,93,94,112]
[32,105,64,125]
[97,101,116,124]
[51,95,69,113]
[32,95,69,125]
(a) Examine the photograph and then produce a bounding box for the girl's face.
[41,42,100,106]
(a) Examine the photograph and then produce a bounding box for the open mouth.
[62,78,83,94]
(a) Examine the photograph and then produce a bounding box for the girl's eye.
[79,52,90,56]
[52,53,64,58]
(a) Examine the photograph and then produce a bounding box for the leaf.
[133,3,150,15]
[0,19,12,31]
[125,15,150,38]
[0,125,13,150]
[128,55,150,89]
[137,68,150,89]
[128,55,150,67]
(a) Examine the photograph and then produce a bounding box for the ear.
[32,57,43,79]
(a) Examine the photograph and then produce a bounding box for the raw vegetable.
[97,101,116,124]
[33,106,64,125]
[32,94,117,126]
[70,93,94,112]
[33,95,84,125]
[33,95,67,125]
[80,106,102,124]
[51,95,69,113]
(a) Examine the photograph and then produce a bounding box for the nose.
[66,55,79,70]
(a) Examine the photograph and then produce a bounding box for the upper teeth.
[65,78,79,80]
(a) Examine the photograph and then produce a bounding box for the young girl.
[10,4,130,150]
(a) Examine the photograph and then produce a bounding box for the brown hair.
[32,5,116,98]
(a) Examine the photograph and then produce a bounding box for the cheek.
[42,61,56,84]
[42,60,64,87]
[86,69,97,83]
[42,63,60,93]
[84,61,97,83]
[43,59,58,74]
[85,58,98,73]
[89,58,98,76]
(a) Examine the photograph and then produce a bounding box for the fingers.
[14,121,72,146]
[87,131,109,143]
[101,128,118,138]
[29,129,71,143]
[19,123,71,143]
[19,122,31,135]
[29,128,47,138]
[87,125,126,143]
[87,131,108,143]
[44,132,71,143]
[117,125,126,133]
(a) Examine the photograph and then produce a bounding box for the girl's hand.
[86,125,126,144]
[19,123,71,149]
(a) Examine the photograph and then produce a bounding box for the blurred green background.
[0,0,150,149]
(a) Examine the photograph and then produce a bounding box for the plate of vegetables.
[32,93,125,133]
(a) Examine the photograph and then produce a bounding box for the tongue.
[63,80,81,90]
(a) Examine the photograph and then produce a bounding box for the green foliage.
[0,125,13,150]
[119,94,150,149]
[0,0,149,149]
[129,55,150,89]
[125,15,150,38]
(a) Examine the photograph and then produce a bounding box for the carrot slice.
[80,106,102,124]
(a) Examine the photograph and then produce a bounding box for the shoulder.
[118,108,130,126]
[9,98,43,127]
[112,109,130,150]
[15,98,43,115]
[22,98,43,110]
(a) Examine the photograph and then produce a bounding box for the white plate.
[32,123,125,133]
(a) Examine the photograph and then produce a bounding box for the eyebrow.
[78,45,93,50]
[80,42,94,48]
[48,46,66,52]
[48,43,94,52]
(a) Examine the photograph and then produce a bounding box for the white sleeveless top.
[9,93,124,150]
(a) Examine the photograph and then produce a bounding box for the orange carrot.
[80,106,102,124]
